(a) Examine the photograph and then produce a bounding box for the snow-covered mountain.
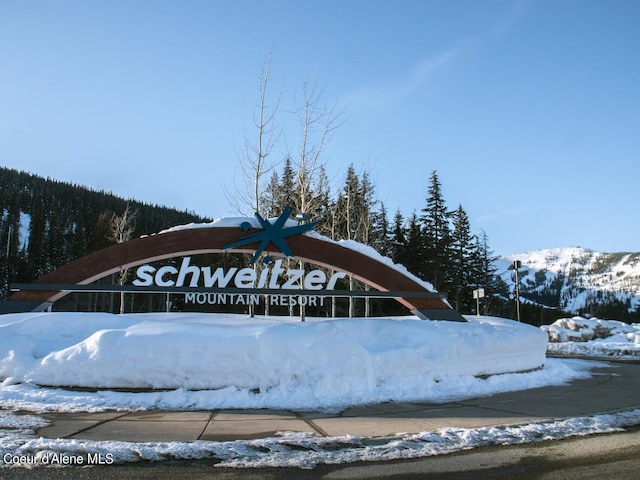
[497,247,640,318]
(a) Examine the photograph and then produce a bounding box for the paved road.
[4,427,640,479]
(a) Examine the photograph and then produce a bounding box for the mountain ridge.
[497,246,640,320]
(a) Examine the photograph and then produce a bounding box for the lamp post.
[508,260,522,322]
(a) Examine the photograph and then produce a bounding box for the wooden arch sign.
[7,218,465,321]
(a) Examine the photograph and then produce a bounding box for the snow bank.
[0,313,547,411]
[543,316,640,358]
[2,407,639,468]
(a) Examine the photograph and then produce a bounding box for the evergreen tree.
[472,230,501,315]
[280,157,296,202]
[391,209,407,265]
[261,171,281,218]
[332,164,359,241]
[312,165,333,236]
[46,212,66,270]
[332,164,375,244]
[420,171,452,293]
[329,165,377,315]
[370,201,392,258]
[450,205,475,312]
[358,170,375,245]
[261,157,298,218]
[27,199,46,278]
[1,194,21,292]
[402,213,424,279]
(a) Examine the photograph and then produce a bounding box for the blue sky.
[1,0,638,255]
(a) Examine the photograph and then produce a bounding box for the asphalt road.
[3,426,639,480]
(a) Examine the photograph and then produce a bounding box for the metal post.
[514,260,521,322]
[296,212,309,322]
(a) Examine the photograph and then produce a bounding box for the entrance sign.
[6,210,466,321]
[131,256,346,308]
[132,257,346,290]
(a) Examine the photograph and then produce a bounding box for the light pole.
[508,260,522,322]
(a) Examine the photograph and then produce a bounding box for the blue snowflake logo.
[223,206,317,265]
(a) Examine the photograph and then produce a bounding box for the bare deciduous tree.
[228,50,282,216]
[109,203,138,314]
[290,77,344,220]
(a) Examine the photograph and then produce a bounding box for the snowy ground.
[544,316,640,359]
[0,312,639,469]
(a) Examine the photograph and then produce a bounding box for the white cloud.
[475,207,536,224]
[344,49,457,111]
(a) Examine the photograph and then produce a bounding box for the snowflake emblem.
[223,206,317,265]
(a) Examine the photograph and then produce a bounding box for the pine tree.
[312,165,333,236]
[370,201,392,258]
[391,210,407,265]
[27,199,47,278]
[402,213,424,279]
[261,171,281,218]
[472,230,501,315]
[261,157,296,218]
[332,164,359,241]
[450,205,475,312]
[420,171,452,293]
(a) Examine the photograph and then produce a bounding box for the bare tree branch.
[290,76,346,218]
[227,49,282,215]
[109,203,138,314]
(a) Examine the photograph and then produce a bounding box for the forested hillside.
[0,167,209,298]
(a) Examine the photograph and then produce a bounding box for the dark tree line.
[0,167,208,300]
[260,163,506,316]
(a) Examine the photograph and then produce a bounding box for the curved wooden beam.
[8,226,464,320]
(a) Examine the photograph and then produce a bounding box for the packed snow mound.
[542,316,640,358]
[0,313,546,410]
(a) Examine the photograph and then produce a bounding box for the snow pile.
[542,316,640,358]
[0,312,546,411]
